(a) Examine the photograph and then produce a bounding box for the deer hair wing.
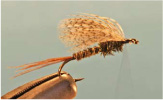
[58,13,125,52]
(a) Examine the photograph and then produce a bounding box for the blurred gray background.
[2,1,162,99]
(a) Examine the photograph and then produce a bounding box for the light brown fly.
[10,13,139,78]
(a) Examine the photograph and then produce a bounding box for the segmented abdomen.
[73,46,101,60]
[73,41,125,60]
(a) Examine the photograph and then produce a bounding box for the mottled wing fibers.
[59,13,125,52]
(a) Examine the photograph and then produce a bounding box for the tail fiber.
[11,56,74,78]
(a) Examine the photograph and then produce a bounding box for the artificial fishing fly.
[10,13,139,78]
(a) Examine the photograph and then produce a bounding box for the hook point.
[74,78,84,82]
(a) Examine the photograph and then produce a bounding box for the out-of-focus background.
[2,1,162,99]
